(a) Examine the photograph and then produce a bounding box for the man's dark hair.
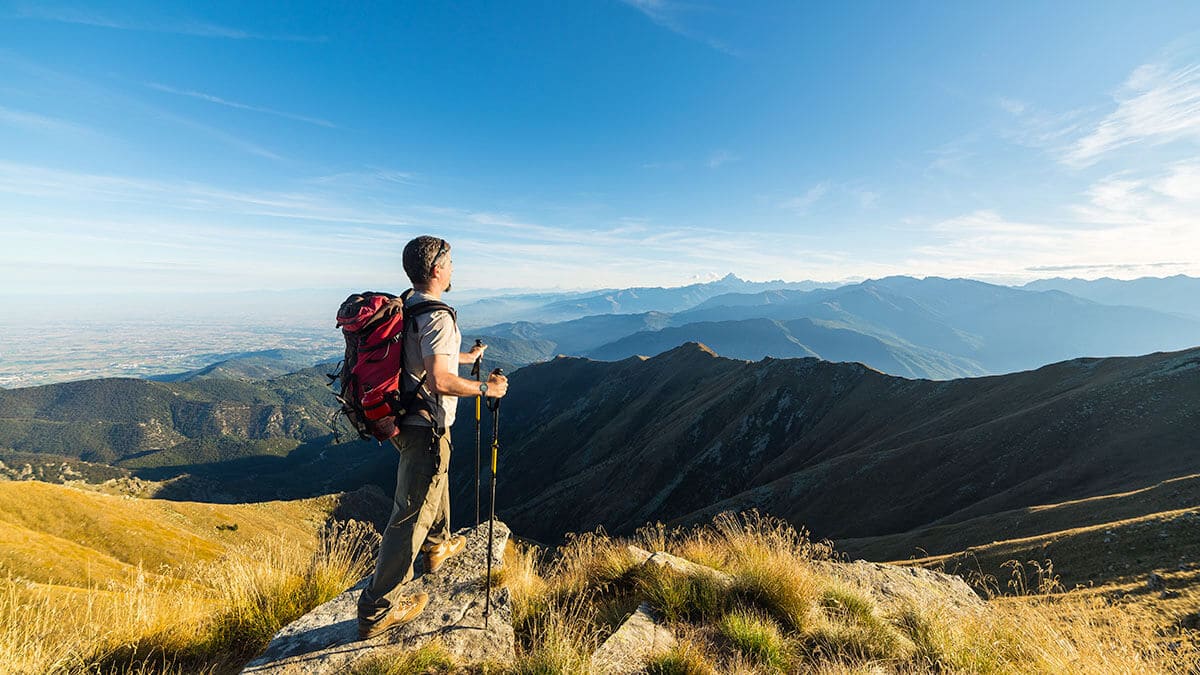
[403,236,450,286]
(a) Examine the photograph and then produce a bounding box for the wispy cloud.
[706,150,738,169]
[854,189,880,209]
[0,161,404,225]
[927,137,976,175]
[620,0,740,56]
[1026,262,1188,273]
[0,54,284,161]
[779,182,877,214]
[0,104,93,135]
[14,5,326,42]
[146,82,336,128]
[308,169,417,188]
[911,160,1200,281]
[780,182,830,214]
[1064,58,1200,167]
[998,97,1027,115]
[0,160,873,292]
[162,110,284,160]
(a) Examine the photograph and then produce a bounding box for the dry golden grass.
[0,482,378,675]
[498,511,1196,674]
[5,478,1195,674]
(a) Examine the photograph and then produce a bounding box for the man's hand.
[459,341,488,366]
[486,372,508,398]
[468,342,488,359]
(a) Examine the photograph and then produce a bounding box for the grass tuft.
[635,565,730,623]
[717,609,792,672]
[643,640,719,675]
[729,557,816,632]
[819,586,877,625]
[509,594,599,675]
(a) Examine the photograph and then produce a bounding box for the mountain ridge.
[450,342,1200,547]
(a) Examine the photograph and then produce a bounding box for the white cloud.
[927,138,975,175]
[780,182,830,214]
[911,162,1200,281]
[1153,162,1200,201]
[779,182,877,214]
[146,82,336,128]
[620,0,739,56]
[1064,60,1200,167]
[14,4,326,42]
[0,105,93,135]
[999,97,1027,115]
[706,150,738,169]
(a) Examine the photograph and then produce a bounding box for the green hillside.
[0,369,336,468]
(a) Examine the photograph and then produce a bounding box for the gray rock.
[812,560,984,611]
[633,547,733,584]
[591,602,676,674]
[1147,572,1167,591]
[631,546,980,614]
[241,520,514,674]
[627,545,653,565]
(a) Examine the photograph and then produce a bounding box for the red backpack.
[332,290,454,441]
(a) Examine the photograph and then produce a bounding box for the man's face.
[429,240,452,292]
[435,250,453,292]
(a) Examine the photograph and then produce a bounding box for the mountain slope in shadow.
[450,343,1200,545]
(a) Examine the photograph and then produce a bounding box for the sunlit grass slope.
[0,481,379,675]
[838,474,1200,601]
[475,513,1197,674]
[0,480,333,584]
[839,473,1200,567]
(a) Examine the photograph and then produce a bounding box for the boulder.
[241,521,514,674]
[813,560,984,611]
[628,545,733,584]
[591,602,676,673]
[629,546,980,613]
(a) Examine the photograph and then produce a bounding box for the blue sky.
[2,1,1200,298]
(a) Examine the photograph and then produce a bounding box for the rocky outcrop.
[241,521,514,674]
[591,603,676,673]
[628,544,981,614]
[629,545,733,584]
[813,559,983,611]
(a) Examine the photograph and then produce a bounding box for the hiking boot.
[423,535,467,573]
[357,592,429,641]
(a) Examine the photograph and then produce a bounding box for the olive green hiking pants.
[357,425,451,625]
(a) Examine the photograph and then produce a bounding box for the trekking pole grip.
[486,368,504,412]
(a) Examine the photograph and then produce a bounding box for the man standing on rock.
[357,235,509,640]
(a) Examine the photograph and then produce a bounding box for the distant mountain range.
[456,274,835,328]
[449,342,1200,546]
[1022,274,1200,319]
[474,276,1200,379]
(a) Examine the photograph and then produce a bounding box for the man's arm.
[457,341,487,365]
[425,353,508,398]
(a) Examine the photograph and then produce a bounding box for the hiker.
[356,235,509,640]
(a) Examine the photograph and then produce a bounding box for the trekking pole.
[483,368,503,629]
[470,339,483,527]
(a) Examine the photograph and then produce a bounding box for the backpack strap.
[406,299,456,324]
[397,295,458,425]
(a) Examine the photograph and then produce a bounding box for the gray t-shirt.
[400,291,462,429]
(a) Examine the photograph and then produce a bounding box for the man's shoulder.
[405,293,456,318]
[403,296,457,336]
